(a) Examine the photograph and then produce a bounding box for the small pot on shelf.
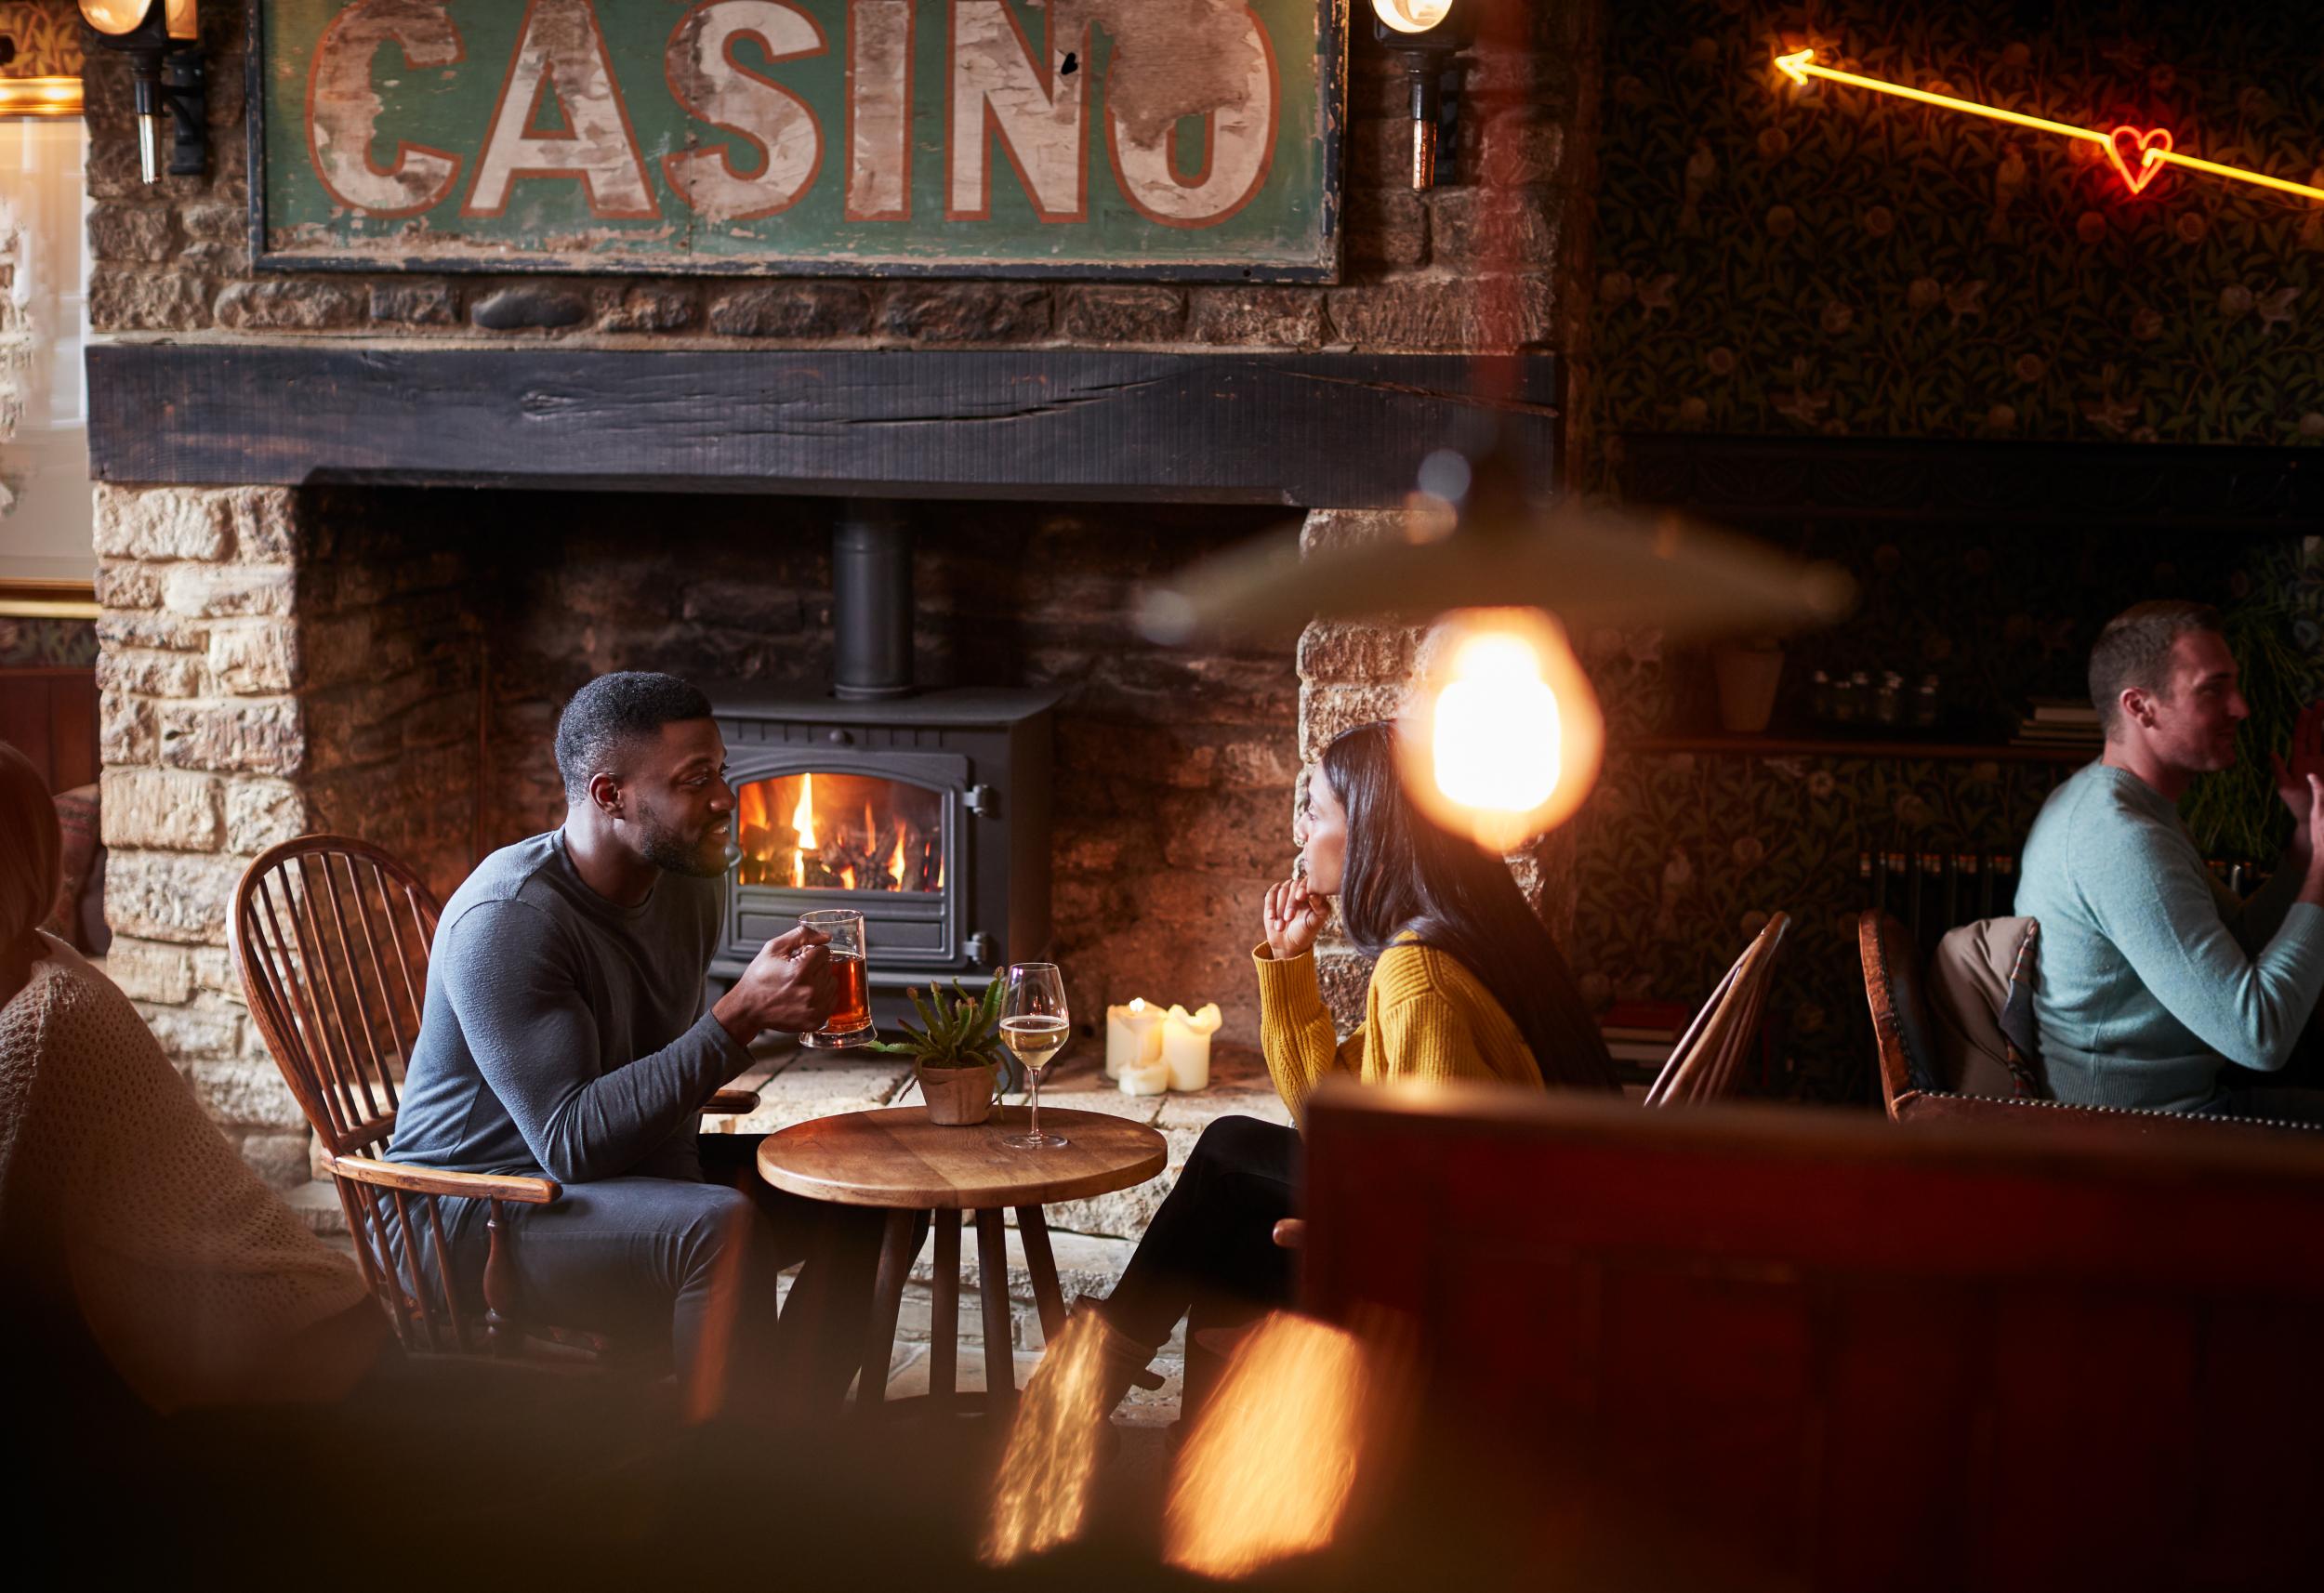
[916,1060,998,1126]
[1711,639,1786,733]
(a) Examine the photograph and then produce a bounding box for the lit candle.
[1105,997,1166,1080]
[1161,1003,1223,1092]
[1120,1052,1170,1096]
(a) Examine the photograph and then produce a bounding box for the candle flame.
[1129,997,1147,1015]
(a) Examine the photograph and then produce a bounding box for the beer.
[823,950,870,1038]
[1000,1014,1070,1073]
[799,908,872,1047]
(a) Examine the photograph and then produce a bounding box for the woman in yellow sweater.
[1090,720,1614,1415]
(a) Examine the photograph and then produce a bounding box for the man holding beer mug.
[387,672,900,1416]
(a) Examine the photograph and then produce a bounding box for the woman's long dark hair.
[1321,722,1617,1092]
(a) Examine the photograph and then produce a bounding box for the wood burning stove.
[706,502,1056,1026]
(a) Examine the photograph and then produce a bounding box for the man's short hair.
[554,672,714,801]
[2088,600,2225,735]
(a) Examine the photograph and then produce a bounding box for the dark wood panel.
[1300,1086,2324,1589]
[86,347,1559,507]
[0,668,99,794]
[1618,431,2324,530]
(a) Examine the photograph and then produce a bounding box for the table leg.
[931,1208,960,1408]
[975,1208,1015,1415]
[1015,1205,1069,1345]
[856,1209,917,1415]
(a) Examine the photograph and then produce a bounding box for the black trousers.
[1099,1114,1300,1413]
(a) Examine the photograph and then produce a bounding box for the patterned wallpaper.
[1591,0,2324,445]
[0,3,79,78]
[1574,0,2324,1102]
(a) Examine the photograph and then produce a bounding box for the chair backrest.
[1858,909,1944,1114]
[229,836,439,1158]
[1644,911,1789,1107]
[1300,1085,2324,1589]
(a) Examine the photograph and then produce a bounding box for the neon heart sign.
[1775,49,2324,204]
[2105,125,2172,194]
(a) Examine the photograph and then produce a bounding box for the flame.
[889,823,909,887]
[864,802,877,849]
[838,864,856,891]
[791,773,819,852]
[936,851,945,890]
[792,851,803,889]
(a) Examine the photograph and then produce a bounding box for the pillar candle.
[1105,997,1166,1079]
[1161,1003,1223,1092]
[1120,1052,1170,1096]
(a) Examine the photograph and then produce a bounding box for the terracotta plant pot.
[918,1060,998,1126]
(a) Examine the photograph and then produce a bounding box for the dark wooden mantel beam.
[86,345,1558,507]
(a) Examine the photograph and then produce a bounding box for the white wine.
[1000,1014,1070,1072]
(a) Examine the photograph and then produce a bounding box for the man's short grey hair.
[2088,600,2225,735]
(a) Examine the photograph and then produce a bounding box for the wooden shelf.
[1618,733,2095,765]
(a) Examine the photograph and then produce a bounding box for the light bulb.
[1372,0,1454,34]
[1399,608,1603,852]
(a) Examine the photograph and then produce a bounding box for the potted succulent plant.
[868,977,1024,1126]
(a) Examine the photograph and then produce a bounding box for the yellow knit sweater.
[1253,934,1544,1119]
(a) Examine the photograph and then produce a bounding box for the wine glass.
[999,962,1070,1150]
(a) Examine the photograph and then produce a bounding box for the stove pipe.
[831,499,914,700]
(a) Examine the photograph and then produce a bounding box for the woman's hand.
[1263,877,1330,962]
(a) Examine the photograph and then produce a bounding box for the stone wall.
[94,485,479,1187]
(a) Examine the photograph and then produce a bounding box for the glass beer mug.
[799,908,873,1048]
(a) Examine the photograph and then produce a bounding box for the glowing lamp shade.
[1400,608,1602,853]
[1371,0,1453,34]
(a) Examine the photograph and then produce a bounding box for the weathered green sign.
[253,0,1344,279]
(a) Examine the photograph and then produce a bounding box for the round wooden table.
[758,1105,1167,1415]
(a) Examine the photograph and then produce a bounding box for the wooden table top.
[756,1105,1168,1210]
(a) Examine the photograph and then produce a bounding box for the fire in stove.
[734,771,944,893]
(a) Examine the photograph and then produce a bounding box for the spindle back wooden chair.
[231,836,592,1363]
[1644,911,1789,1107]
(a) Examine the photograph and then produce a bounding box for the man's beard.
[637,810,732,878]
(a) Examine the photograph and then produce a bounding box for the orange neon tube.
[1775,49,2324,205]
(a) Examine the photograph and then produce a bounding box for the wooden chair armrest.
[328,1154,562,1205]
[704,1088,759,1116]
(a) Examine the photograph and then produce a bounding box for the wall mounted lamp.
[1370,0,1472,189]
[78,0,201,182]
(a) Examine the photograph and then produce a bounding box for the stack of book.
[1599,999,1690,1097]
[2011,697,2104,751]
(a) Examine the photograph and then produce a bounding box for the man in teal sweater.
[2015,600,2324,1117]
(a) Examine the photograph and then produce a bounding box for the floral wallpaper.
[1591,0,2324,444]
[1574,0,2324,1100]
[0,3,79,79]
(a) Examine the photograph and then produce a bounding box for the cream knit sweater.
[1,934,378,1411]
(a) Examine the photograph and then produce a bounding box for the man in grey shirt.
[390,672,891,1415]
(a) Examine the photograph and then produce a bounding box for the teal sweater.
[2014,761,2324,1112]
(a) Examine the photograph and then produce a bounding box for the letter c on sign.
[307,0,466,217]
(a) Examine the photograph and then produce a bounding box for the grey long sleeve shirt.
[387,832,747,1184]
